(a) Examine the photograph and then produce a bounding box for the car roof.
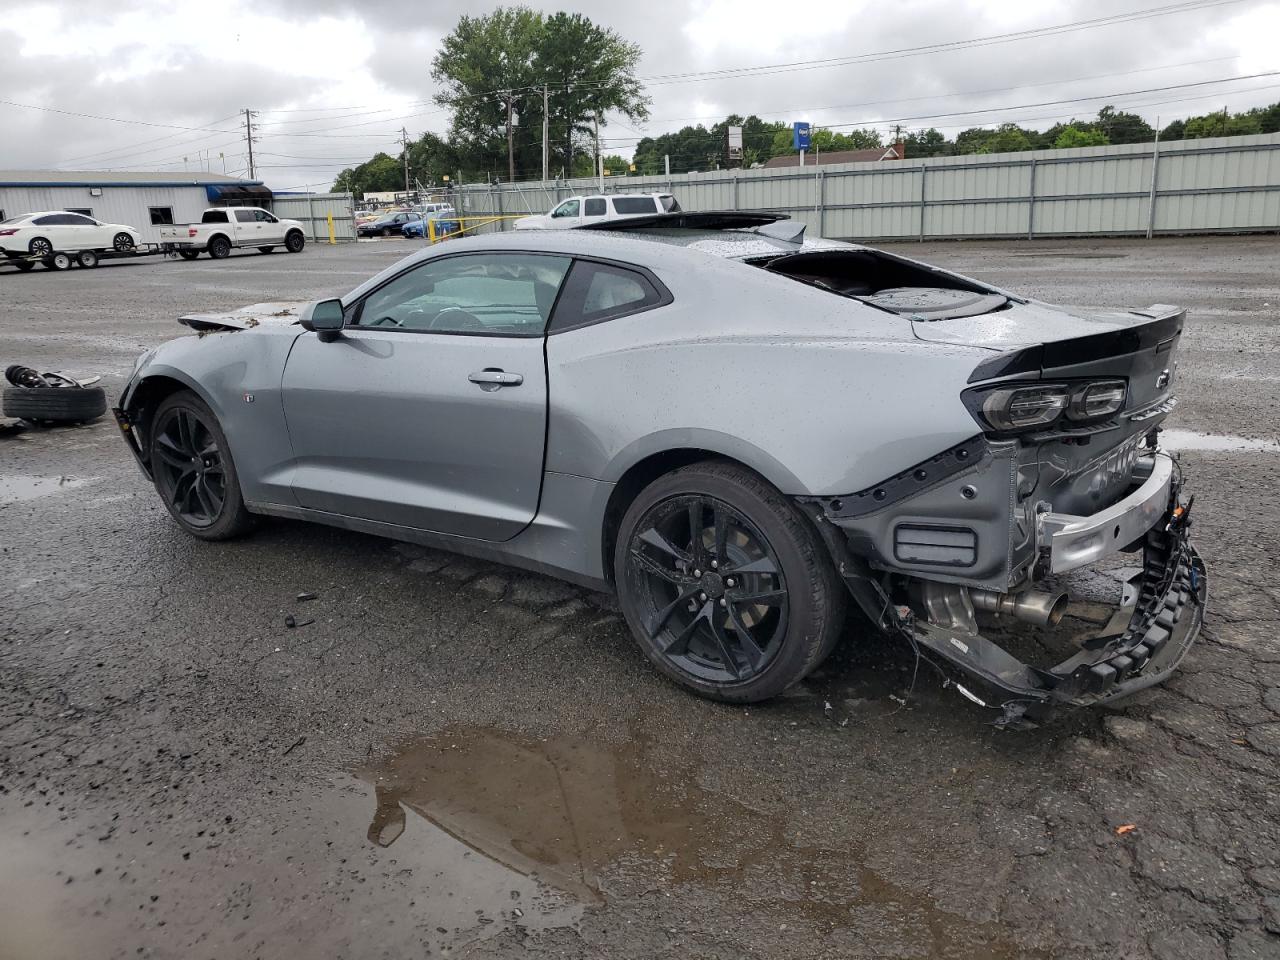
[564,192,673,200]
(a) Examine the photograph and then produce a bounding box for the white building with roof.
[0,170,272,243]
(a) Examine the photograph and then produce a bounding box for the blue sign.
[792,122,811,151]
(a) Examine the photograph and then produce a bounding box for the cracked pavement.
[2,236,1279,959]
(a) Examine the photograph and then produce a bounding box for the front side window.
[253,209,277,223]
[611,197,658,214]
[551,200,579,218]
[355,253,572,336]
[234,210,257,223]
[549,260,669,332]
[583,198,607,217]
[149,206,174,225]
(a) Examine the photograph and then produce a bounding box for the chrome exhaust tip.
[969,588,1069,627]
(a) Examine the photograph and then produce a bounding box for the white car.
[0,211,142,268]
[514,193,680,230]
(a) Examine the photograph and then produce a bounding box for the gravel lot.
[2,235,1279,960]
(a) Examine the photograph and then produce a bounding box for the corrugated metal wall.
[0,185,215,243]
[271,193,357,241]
[453,133,1280,241]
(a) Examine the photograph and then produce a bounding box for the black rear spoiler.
[575,211,805,243]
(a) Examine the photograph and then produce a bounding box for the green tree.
[332,152,403,197]
[1094,106,1153,144]
[1184,109,1262,138]
[904,128,951,157]
[1053,125,1110,149]
[431,7,648,181]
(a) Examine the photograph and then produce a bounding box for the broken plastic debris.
[296,592,317,602]
[1115,824,1137,836]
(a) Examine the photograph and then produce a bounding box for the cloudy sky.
[2,0,1278,188]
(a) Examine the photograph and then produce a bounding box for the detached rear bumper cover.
[904,486,1203,724]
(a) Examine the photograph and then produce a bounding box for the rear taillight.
[1067,380,1127,420]
[963,379,1128,434]
[0,229,17,237]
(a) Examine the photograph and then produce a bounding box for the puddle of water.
[1160,429,1280,453]
[353,726,1038,958]
[0,474,95,505]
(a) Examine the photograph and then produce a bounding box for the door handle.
[468,369,523,390]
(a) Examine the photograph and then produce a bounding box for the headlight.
[1067,380,1126,421]
[979,385,1069,431]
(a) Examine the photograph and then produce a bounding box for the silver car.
[114,213,1204,724]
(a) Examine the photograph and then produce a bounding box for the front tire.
[113,232,135,253]
[148,391,255,541]
[285,231,305,253]
[614,461,847,703]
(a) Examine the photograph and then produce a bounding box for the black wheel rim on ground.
[152,408,226,528]
[626,495,789,684]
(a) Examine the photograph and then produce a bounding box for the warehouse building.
[0,170,272,243]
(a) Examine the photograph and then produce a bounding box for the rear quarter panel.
[544,257,992,496]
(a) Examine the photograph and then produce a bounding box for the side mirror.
[299,298,345,343]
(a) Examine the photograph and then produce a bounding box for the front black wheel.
[285,231,305,253]
[614,461,846,703]
[113,232,135,252]
[148,392,254,540]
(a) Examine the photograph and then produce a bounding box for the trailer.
[1,243,167,273]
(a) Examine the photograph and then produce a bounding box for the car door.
[233,209,259,244]
[255,209,285,243]
[280,251,573,541]
[582,197,607,222]
[27,214,66,249]
[548,199,580,226]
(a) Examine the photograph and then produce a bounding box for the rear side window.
[202,210,230,223]
[583,198,606,216]
[549,260,670,332]
[612,197,657,214]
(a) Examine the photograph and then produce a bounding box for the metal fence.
[271,193,357,241]
[452,132,1280,241]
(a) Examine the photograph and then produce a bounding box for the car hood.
[178,300,306,332]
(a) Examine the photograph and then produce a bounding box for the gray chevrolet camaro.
[114,212,1204,724]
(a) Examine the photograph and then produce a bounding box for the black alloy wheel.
[28,237,52,257]
[615,461,847,703]
[113,232,135,252]
[152,407,226,529]
[627,495,789,684]
[177,249,200,260]
[285,231,305,253]
[208,236,231,259]
[148,392,254,540]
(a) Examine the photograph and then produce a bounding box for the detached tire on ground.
[2,385,107,424]
[614,460,847,704]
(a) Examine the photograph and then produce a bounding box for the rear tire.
[208,236,231,259]
[614,461,847,703]
[257,246,275,254]
[28,237,52,258]
[177,249,200,260]
[2,385,107,423]
[14,260,35,272]
[48,252,73,271]
[148,391,255,541]
[76,250,99,268]
[285,230,305,253]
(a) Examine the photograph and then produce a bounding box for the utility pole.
[399,127,411,196]
[243,109,256,180]
[664,154,670,176]
[503,92,516,183]
[541,83,549,183]
[594,113,603,191]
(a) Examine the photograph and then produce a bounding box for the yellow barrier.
[427,215,527,244]
[327,212,336,245]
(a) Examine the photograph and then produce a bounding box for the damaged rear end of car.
[769,249,1205,725]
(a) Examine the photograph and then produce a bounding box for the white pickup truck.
[159,207,307,260]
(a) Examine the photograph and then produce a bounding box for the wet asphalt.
[2,235,1279,960]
